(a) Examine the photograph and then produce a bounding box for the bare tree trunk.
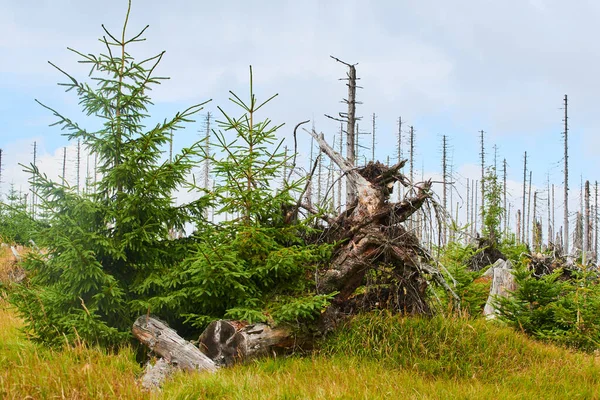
[480,130,485,221]
[533,191,541,252]
[31,141,38,217]
[306,136,314,209]
[552,183,555,247]
[522,151,527,244]
[527,171,532,246]
[585,180,591,263]
[371,113,376,162]
[449,161,454,242]
[345,64,357,206]
[409,126,415,233]
[547,174,552,248]
[337,126,343,212]
[76,139,80,194]
[466,177,470,242]
[574,212,583,254]
[94,153,98,188]
[397,117,403,202]
[594,181,598,263]
[516,209,521,244]
[474,180,478,236]
[563,94,569,253]
[62,147,67,186]
[441,135,448,246]
[326,57,359,208]
[317,147,323,206]
[503,158,507,237]
[203,112,212,222]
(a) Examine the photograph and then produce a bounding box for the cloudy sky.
[1,0,598,238]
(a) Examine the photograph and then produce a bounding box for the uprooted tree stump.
[467,237,506,272]
[305,130,458,332]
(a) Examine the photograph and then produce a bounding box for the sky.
[1,0,599,241]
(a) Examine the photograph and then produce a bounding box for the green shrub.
[438,242,489,316]
[497,265,600,352]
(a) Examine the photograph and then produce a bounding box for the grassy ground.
[1,296,599,399]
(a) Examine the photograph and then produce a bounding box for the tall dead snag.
[396,117,403,202]
[325,56,360,208]
[574,212,583,254]
[563,94,570,253]
[585,180,591,263]
[61,147,67,186]
[547,174,552,248]
[521,151,527,244]
[306,129,457,324]
[371,113,377,162]
[594,181,598,262]
[516,209,521,243]
[503,159,508,236]
[527,171,533,246]
[441,135,448,246]
[479,130,485,222]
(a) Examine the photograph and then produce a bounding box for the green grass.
[1,297,599,399]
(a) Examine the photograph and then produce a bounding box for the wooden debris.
[483,259,517,318]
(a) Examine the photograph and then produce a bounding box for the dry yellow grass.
[0,245,17,284]
[0,297,145,399]
[1,299,599,399]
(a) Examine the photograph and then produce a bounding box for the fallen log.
[133,316,299,389]
[132,315,217,389]
[198,320,295,367]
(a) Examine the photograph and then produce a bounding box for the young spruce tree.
[148,69,334,331]
[11,1,210,347]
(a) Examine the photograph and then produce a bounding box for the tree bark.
[133,316,217,372]
[198,320,296,367]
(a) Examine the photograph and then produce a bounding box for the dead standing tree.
[325,56,361,207]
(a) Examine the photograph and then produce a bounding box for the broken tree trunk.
[198,320,296,367]
[483,260,517,319]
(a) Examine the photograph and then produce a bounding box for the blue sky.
[1,0,598,238]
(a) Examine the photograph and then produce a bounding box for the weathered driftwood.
[483,260,517,318]
[132,316,217,389]
[198,320,294,367]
